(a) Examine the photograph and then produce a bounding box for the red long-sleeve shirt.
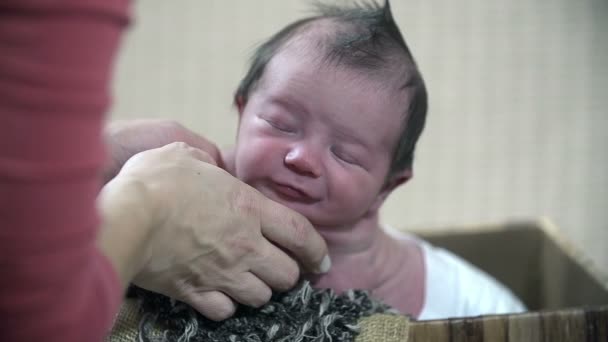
[0,0,130,340]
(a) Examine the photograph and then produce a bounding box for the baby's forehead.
[260,28,413,119]
[263,44,411,106]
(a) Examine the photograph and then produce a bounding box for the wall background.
[110,0,608,273]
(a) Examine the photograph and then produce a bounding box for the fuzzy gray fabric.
[130,281,398,342]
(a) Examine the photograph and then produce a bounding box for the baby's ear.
[369,168,412,213]
[235,95,246,115]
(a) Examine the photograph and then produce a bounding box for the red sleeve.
[0,1,130,340]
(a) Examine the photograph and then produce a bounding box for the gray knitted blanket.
[130,281,398,342]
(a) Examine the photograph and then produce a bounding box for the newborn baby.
[221,0,525,319]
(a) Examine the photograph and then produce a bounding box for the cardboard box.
[377,218,608,341]
[411,218,608,310]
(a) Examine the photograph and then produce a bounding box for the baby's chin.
[279,202,357,230]
[254,184,358,229]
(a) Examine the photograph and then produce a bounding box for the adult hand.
[98,142,330,321]
[104,119,223,182]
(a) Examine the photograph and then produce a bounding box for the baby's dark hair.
[235,0,427,175]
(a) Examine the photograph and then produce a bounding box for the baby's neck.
[313,212,384,256]
[310,214,425,316]
[308,213,389,289]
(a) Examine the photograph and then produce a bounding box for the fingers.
[221,272,272,308]
[183,144,218,166]
[257,196,331,275]
[187,291,236,321]
[163,141,218,166]
[185,273,273,320]
[249,240,301,292]
[180,128,223,167]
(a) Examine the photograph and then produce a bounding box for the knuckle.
[199,292,236,321]
[212,302,236,321]
[208,143,221,156]
[289,216,310,252]
[198,150,215,164]
[227,235,258,257]
[258,249,299,292]
[163,142,190,158]
[280,264,300,291]
[172,277,195,300]
[253,287,272,308]
[287,262,301,286]
[203,143,221,161]
[231,187,260,218]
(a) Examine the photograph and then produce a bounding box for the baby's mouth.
[270,182,318,204]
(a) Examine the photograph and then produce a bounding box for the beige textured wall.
[111,0,608,273]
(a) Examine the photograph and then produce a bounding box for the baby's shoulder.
[380,225,526,318]
[418,240,526,319]
[381,224,420,244]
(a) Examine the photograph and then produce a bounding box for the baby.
[222,0,525,320]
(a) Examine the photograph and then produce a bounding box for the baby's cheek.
[329,172,376,213]
[236,137,281,179]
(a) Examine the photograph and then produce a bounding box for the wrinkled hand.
[109,142,330,320]
[104,119,222,182]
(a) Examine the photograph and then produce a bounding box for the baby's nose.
[284,145,322,178]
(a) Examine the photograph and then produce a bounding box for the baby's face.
[234,48,407,227]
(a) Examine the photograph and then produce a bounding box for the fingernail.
[315,255,331,274]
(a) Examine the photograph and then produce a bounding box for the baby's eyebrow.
[270,96,309,117]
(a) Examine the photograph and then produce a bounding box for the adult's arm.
[0,0,130,340]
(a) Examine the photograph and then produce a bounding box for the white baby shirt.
[382,226,526,320]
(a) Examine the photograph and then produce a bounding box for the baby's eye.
[331,146,359,165]
[264,118,295,133]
